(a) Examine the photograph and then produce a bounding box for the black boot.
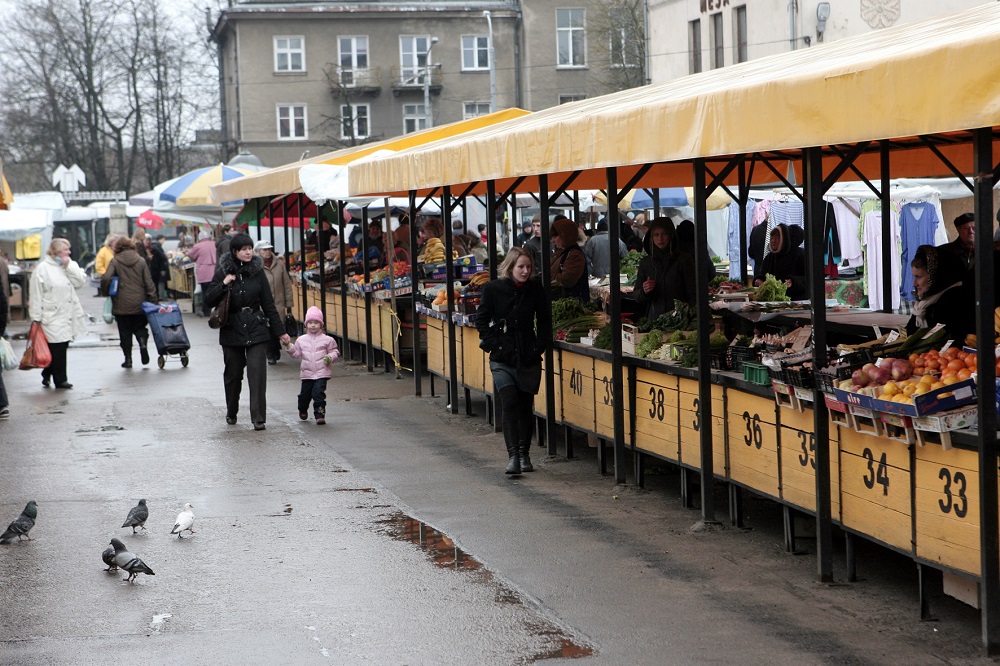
[519,446,533,472]
[505,446,522,475]
[121,347,132,369]
[138,335,150,365]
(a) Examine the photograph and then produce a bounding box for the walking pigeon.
[170,503,195,539]
[0,501,37,544]
[121,499,148,533]
[109,538,155,583]
[102,545,118,571]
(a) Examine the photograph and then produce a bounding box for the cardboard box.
[833,387,876,410]
[870,379,977,417]
[622,324,647,356]
[912,405,978,433]
[848,405,884,436]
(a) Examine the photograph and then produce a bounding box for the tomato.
[957,368,973,381]
[966,353,978,369]
[947,359,966,372]
[908,353,919,364]
[925,359,940,371]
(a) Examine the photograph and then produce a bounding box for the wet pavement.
[0,294,995,664]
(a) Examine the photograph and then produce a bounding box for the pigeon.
[170,503,195,539]
[109,538,155,583]
[102,545,118,571]
[0,501,37,544]
[121,499,148,533]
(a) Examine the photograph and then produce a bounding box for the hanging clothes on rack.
[823,202,842,278]
[898,200,940,302]
[860,202,902,311]
[831,198,863,268]
[727,199,756,281]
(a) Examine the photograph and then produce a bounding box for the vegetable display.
[592,323,613,350]
[753,274,790,302]
[619,250,646,282]
[636,329,664,358]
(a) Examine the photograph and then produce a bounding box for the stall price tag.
[884,330,900,344]
[923,323,946,339]
[871,325,883,338]
[939,340,953,352]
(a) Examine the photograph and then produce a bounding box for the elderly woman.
[102,237,157,368]
[416,217,445,263]
[475,248,551,475]
[255,239,293,365]
[754,223,807,299]
[29,238,88,389]
[634,217,696,320]
[204,234,290,431]
[907,244,975,342]
[550,217,589,301]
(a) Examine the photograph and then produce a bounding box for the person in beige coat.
[101,237,157,368]
[29,238,88,389]
[256,240,293,364]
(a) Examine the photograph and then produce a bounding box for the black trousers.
[115,313,149,356]
[497,386,535,451]
[298,378,328,417]
[199,282,213,315]
[222,342,268,424]
[42,341,70,385]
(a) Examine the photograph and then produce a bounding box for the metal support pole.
[879,142,892,313]
[738,161,749,284]
[484,11,496,113]
[296,199,307,323]
[338,201,349,359]
[538,174,557,455]
[973,127,1000,654]
[443,186,459,414]
[805,145,834,583]
[606,168,626,484]
[423,37,438,129]
[486,181,502,430]
[362,207,373,372]
[692,159,717,523]
[410,191,422,396]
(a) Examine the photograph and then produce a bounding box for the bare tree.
[318,64,383,150]
[590,0,647,92]
[0,0,216,193]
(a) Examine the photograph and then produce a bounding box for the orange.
[966,353,978,369]
[908,353,920,364]
[941,375,960,386]
[957,368,972,381]
[947,359,965,372]
[925,359,940,371]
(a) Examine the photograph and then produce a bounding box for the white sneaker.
[0,408,9,420]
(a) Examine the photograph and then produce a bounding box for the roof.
[348,3,1000,198]
[209,108,531,204]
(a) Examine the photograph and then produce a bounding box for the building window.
[556,8,586,67]
[341,104,370,140]
[711,13,724,69]
[400,35,434,83]
[403,103,426,134]
[463,102,491,119]
[733,6,748,63]
[688,19,702,74]
[276,105,307,140]
[462,35,490,71]
[338,36,369,86]
[558,94,587,104]
[274,36,305,73]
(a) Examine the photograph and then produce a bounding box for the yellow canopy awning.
[349,3,1000,198]
[210,108,531,204]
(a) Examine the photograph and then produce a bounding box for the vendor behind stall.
[634,217,696,320]
[754,223,806,300]
[907,244,975,342]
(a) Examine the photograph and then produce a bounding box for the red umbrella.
[137,209,165,230]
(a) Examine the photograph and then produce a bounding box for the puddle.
[334,487,375,493]
[375,511,594,661]
[149,613,171,633]
[75,425,124,433]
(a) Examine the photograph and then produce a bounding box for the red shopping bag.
[19,321,52,370]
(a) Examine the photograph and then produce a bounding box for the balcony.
[391,64,441,96]
[330,66,382,95]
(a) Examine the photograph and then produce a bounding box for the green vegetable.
[669,330,687,343]
[636,329,664,358]
[551,298,595,338]
[653,300,697,332]
[709,275,728,289]
[593,323,613,350]
[753,274,790,302]
[710,331,729,346]
[619,250,646,281]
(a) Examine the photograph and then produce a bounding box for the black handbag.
[479,290,525,366]
[284,313,299,337]
[208,287,230,329]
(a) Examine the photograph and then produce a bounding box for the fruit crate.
[728,345,760,373]
[785,365,815,389]
[767,363,789,383]
[743,362,771,386]
[710,350,731,371]
[816,349,875,394]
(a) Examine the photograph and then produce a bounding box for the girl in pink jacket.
[285,306,339,424]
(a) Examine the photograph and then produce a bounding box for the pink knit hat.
[305,306,324,324]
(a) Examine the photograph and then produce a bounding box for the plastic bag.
[103,297,115,324]
[19,321,52,370]
[0,337,18,371]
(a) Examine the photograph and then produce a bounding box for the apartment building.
[210,0,637,167]
[648,0,987,82]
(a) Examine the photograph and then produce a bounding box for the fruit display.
[422,237,447,264]
[837,347,980,405]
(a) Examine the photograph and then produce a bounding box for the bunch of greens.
[674,331,730,367]
[593,323,614,350]
[753,274,790,302]
[709,275,729,289]
[636,329,664,358]
[551,298,593,332]
[652,300,697,332]
[619,250,646,282]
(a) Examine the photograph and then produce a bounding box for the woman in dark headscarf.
[675,219,716,283]
[634,217,696,320]
[754,223,807,299]
[549,217,589,301]
[907,244,975,342]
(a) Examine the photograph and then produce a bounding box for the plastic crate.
[743,362,771,386]
[728,345,759,373]
[785,365,815,389]
[816,349,875,394]
[710,351,730,371]
[767,364,789,383]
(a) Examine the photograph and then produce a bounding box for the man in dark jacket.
[204,234,290,431]
[148,235,170,299]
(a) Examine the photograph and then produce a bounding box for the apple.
[890,359,912,382]
[870,367,891,385]
[852,369,870,387]
[862,363,879,380]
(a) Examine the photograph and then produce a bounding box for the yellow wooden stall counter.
[677,378,726,475]
[633,369,680,463]
[839,428,912,553]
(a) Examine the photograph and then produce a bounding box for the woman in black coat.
[475,247,552,475]
[907,244,975,343]
[204,234,290,431]
[634,217,697,321]
[754,223,807,299]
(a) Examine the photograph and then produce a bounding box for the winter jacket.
[756,224,807,299]
[0,278,8,337]
[551,246,589,301]
[475,278,551,369]
[29,255,88,344]
[634,247,697,321]
[584,231,627,278]
[186,238,218,283]
[94,245,114,276]
[262,256,293,314]
[286,331,340,379]
[147,242,169,284]
[204,253,284,348]
[101,250,157,316]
